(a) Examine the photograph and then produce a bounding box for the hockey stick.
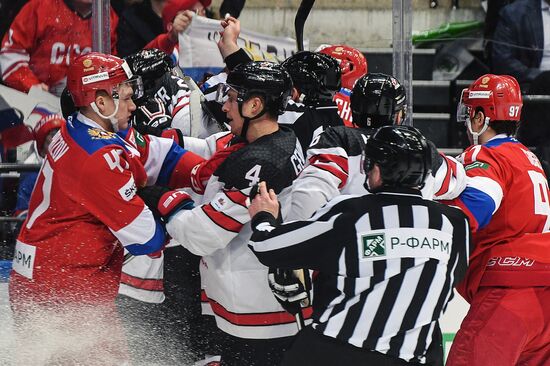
[294,0,315,52]
[293,269,309,331]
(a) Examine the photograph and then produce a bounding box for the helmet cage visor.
[113,76,144,101]
[456,89,473,124]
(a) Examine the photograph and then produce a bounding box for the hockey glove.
[268,268,311,316]
[132,102,173,137]
[190,142,246,194]
[427,139,443,176]
[138,186,194,222]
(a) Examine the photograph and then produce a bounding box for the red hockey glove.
[190,142,246,194]
[138,186,194,221]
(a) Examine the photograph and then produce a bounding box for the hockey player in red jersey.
[317,44,367,127]
[446,74,550,365]
[10,52,204,311]
[0,0,118,96]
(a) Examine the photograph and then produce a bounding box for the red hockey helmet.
[67,52,141,107]
[33,114,65,156]
[457,74,522,124]
[317,44,367,90]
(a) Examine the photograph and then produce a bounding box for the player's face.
[222,89,245,136]
[115,84,137,130]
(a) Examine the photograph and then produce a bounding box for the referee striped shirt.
[249,188,471,364]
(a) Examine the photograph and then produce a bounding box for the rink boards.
[0,259,469,362]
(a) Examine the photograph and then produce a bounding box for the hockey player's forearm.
[287,172,340,221]
[165,206,240,256]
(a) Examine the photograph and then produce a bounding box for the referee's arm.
[248,183,348,270]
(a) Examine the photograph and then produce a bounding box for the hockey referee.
[248,125,471,365]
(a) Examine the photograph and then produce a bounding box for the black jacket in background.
[116,0,164,57]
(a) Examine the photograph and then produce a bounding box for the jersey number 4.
[245,164,262,186]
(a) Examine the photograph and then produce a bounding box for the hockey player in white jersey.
[138,61,307,366]
[288,72,466,222]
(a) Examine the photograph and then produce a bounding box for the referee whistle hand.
[248,181,280,219]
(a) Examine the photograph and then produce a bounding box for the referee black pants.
[282,326,425,366]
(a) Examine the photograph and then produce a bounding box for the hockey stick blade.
[294,0,315,52]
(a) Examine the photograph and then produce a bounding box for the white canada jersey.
[166,127,310,339]
[288,125,467,221]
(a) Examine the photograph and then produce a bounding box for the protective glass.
[456,89,471,124]
[215,83,238,104]
[113,76,144,101]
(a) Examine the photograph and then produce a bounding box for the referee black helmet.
[364,125,432,189]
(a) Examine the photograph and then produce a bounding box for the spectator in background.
[0,0,118,96]
[117,0,167,57]
[491,0,550,89]
[145,0,211,56]
[483,0,514,67]
[0,0,27,41]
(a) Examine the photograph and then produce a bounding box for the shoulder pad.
[216,128,303,192]
[311,126,369,156]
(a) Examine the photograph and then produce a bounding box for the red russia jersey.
[452,136,550,299]
[9,115,164,309]
[0,0,118,94]
[333,88,353,127]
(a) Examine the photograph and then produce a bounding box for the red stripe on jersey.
[310,155,349,188]
[216,133,234,150]
[120,273,164,291]
[202,204,244,233]
[225,190,248,208]
[310,153,348,172]
[435,156,455,197]
[2,60,27,78]
[204,294,313,326]
[171,102,190,117]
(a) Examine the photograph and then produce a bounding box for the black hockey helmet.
[124,48,176,93]
[221,61,292,139]
[351,73,407,128]
[281,51,341,106]
[224,61,293,116]
[363,125,431,190]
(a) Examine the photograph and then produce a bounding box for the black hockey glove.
[132,100,173,136]
[268,268,311,316]
[138,186,194,222]
[125,49,174,87]
[427,139,443,176]
[60,87,77,119]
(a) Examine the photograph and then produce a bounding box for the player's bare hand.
[168,10,194,42]
[248,181,279,219]
[218,16,240,59]
[34,83,49,92]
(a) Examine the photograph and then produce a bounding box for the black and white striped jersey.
[249,188,471,364]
